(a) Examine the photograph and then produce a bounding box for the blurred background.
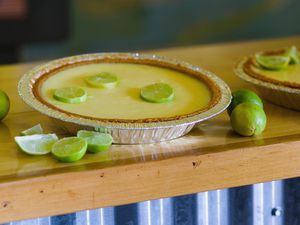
[0,0,299,64]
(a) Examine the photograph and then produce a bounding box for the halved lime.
[255,54,290,70]
[15,134,58,155]
[21,124,43,136]
[51,137,87,162]
[53,87,87,104]
[85,72,118,89]
[140,83,174,103]
[77,130,113,153]
[285,46,300,64]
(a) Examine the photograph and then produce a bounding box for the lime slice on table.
[15,134,58,155]
[140,83,174,103]
[255,54,290,70]
[285,46,300,64]
[77,130,113,153]
[21,124,43,136]
[53,87,87,104]
[85,72,119,89]
[51,137,87,162]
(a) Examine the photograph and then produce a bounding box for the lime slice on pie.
[255,54,290,70]
[51,137,87,162]
[140,82,174,103]
[285,46,300,64]
[85,72,118,89]
[21,124,43,136]
[15,134,58,155]
[53,87,87,104]
[77,130,113,153]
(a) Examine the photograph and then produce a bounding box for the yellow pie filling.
[40,63,213,120]
[251,63,300,84]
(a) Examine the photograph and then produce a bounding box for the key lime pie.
[19,53,231,143]
[235,46,300,111]
[243,46,300,88]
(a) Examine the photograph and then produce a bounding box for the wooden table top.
[1,36,300,223]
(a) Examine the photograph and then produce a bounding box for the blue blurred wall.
[22,0,300,61]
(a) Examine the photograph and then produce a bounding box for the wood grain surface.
[0,36,300,223]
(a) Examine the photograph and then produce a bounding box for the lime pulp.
[51,137,87,162]
[15,134,58,155]
[21,124,43,136]
[255,54,290,70]
[77,130,113,153]
[140,83,174,103]
[53,87,87,104]
[85,72,118,89]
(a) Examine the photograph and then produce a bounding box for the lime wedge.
[85,72,118,89]
[51,137,87,162]
[77,130,113,153]
[285,46,300,64]
[53,87,87,104]
[140,83,174,103]
[15,134,58,155]
[255,54,290,70]
[21,124,43,136]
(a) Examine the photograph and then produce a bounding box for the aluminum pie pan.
[235,58,300,111]
[18,53,231,144]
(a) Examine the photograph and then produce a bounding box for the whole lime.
[0,90,10,121]
[230,102,267,136]
[227,89,263,115]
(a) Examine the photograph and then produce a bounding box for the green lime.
[256,54,290,70]
[53,87,87,104]
[15,134,58,155]
[0,90,10,121]
[21,124,43,136]
[51,137,87,162]
[77,130,113,153]
[227,89,263,115]
[140,83,174,103]
[285,46,300,64]
[85,72,118,89]
[230,102,267,136]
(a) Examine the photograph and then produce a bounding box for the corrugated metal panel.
[2,179,289,225]
[284,177,300,225]
[196,189,229,225]
[229,185,253,224]
[253,181,283,225]
[138,199,173,225]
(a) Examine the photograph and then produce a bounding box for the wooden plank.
[0,36,300,222]
[1,138,300,222]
